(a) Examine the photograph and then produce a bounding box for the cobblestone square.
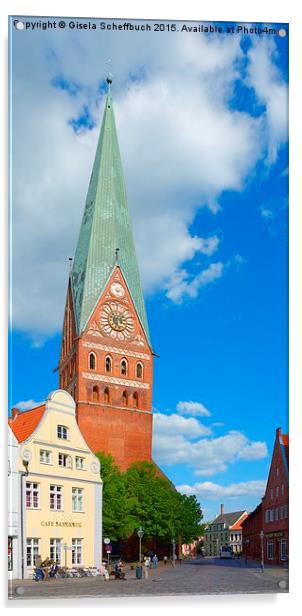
[9,558,289,600]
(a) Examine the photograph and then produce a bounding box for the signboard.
[105,544,112,553]
[265,531,284,539]
[104,537,110,544]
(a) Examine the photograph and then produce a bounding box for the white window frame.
[57,425,68,440]
[75,456,85,470]
[267,540,274,560]
[50,485,63,511]
[26,538,40,567]
[58,453,73,468]
[40,449,51,465]
[275,508,279,521]
[26,482,39,509]
[72,539,83,565]
[105,355,112,373]
[280,539,287,561]
[50,538,62,564]
[120,358,128,376]
[72,487,84,512]
[89,352,96,371]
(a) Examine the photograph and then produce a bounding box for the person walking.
[163,555,168,565]
[152,554,158,569]
[143,556,150,579]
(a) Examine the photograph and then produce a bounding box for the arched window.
[136,362,143,379]
[89,353,96,371]
[92,386,99,402]
[120,359,127,376]
[133,392,139,408]
[105,356,112,373]
[122,390,128,406]
[104,387,110,404]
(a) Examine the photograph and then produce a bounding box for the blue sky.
[9,16,288,522]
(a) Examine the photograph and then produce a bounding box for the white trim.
[83,341,150,360]
[82,371,149,389]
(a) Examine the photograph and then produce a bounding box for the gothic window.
[136,362,143,379]
[120,359,127,376]
[133,392,139,408]
[92,386,99,402]
[104,387,110,404]
[122,390,128,406]
[89,353,96,371]
[105,356,112,373]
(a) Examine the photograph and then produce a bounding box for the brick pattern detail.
[59,267,153,470]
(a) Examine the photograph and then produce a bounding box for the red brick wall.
[59,267,154,470]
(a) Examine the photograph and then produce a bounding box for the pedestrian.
[152,554,158,569]
[163,555,168,565]
[99,562,109,580]
[143,557,150,579]
[179,553,183,565]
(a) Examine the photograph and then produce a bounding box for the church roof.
[71,76,150,344]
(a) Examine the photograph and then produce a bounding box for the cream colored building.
[8,390,102,579]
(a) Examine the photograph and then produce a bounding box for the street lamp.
[137,527,144,563]
[260,530,264,572]
[172,538,176,567]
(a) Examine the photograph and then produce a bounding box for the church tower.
[59,75,153,470]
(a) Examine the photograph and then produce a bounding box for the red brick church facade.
[58,75,154,470]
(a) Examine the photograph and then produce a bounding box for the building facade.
[8,425,21,580]
[243,427,289,566]
[204,505,248,556]
[8,390,102,579]
[59,75,153,470]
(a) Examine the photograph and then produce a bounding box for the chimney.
[276,427,282,438]
[220,504,224,516]
[11,408,20,421]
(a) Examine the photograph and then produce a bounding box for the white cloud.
[260,206,274,219]
[177,479,266,500]
[11,28,287,338]
[14,399,44,411]
[153,413,211,439]
[166,262,224,303]
[246,39,288,164]
[176,400,211,417]
[153,424,268,476]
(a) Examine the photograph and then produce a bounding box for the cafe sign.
[41,521,82,528]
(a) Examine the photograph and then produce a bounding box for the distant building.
[242,427,289,566]
[204,505,248,556]
[8,390,102,579]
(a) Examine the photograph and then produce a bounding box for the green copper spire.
[71,75,150,344]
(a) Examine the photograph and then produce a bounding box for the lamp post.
[172,538,176,567]
[137,527,144,563]
[260,530,264,572]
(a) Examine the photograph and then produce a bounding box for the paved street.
[9,557,289,600]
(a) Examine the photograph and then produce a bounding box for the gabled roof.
[71,76,150,344]
[8,404,46,443]
[210,510,247,527]
[230,512,249,530]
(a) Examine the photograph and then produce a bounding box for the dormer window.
[120,359,127,376]
[105,356,112,373]
[57,425,68,440]
[89,353,96,370]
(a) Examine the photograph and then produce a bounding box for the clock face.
[110,282,125,298]
[99,302,135,340]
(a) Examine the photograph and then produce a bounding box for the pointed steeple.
[71,75,150,344]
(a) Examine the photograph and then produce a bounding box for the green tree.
[174,492,205,544]
[95,452,135,540]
